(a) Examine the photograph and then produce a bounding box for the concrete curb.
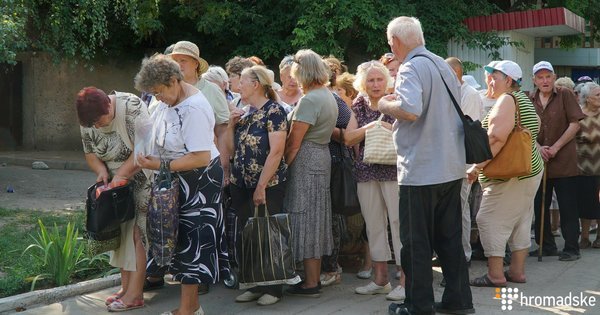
[0,156,88,171]
[0,274,121,314]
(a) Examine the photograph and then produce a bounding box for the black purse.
[85,181,135,241]
[330,129,361,216]
[413,54,493,164]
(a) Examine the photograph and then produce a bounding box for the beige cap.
[170,41,209,75]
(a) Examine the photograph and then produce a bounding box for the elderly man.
[379,17,473,315]
[529,61,585,261]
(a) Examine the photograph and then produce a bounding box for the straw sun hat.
[170,41,209,75]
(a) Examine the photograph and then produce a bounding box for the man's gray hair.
[387,16,425,47]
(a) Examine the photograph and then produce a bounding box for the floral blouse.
[230,100,288,188]
[352,95,397,183]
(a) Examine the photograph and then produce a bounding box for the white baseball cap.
[484,61,501,74]
[533,61,554,74]
[484,60,522,84]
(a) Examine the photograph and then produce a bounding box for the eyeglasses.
[358,61,378,70]
[380,53,395,65]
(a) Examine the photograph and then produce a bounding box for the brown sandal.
[592,239,600,248]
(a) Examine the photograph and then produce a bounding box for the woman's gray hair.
[134,54,183,92]
[242,65,278,101]
[578,82,600,106]
[387,16,425,48]
[555,76,575,90]
[203,66,229,88]
[279,55,295,71]
[291,49,330,88]
[353,61,392,95]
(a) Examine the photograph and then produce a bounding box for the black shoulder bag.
[330,128,361,216]
[85,181,135,241]
[413,54,493,164]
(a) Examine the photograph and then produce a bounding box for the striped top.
[479,90,543,182]
[576,111,600,176]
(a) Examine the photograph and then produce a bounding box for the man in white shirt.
[446,57,484,265]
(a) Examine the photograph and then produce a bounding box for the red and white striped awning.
[464,7,585,37]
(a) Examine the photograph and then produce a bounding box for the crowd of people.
[73,15,599,315]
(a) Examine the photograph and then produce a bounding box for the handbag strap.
[506,93,524,129]
[411,54,468,125]
[254,204,270,218]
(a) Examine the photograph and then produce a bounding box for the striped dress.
[479,90,543,183]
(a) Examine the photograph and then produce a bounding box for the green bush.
[23,220,87,289]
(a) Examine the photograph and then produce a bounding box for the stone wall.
[20,53,142,150]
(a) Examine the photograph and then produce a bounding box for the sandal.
[469,274,506,287]
[107,298,144,312]
[504,271,526,283]
[592,239,600,248]
[105,292,123,306]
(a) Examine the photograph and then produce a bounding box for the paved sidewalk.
[2,152,599,314]
[11,245,600,315]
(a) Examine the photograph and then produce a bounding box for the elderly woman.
[343,61,404,301]
[202,66,230,97]
[467,60,543,287]
[284,49,338,297]
[334,72,359,110]
[380,53,401,80]
[76,87,150,312]
[277,55,303,107]
[224,65,288,305]
[135,55,228,315]
[576,82,600,249]
[225,56,254,95]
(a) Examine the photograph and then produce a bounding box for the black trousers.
[399,179,472,315]
[533,176,580,254]
[230,182,286,298]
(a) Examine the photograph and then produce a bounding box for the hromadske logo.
[495,287,597,311]
[496,287,518,311]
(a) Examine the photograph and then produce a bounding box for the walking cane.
[537,164,548,262]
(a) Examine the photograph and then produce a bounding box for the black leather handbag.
[85,181,135,241]
[330,129,361,216]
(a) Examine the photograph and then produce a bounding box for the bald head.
[445,57,463,83]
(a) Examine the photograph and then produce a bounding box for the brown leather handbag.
[483,94,533,179]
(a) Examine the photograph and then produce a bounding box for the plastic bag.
[134,117,154,167]
[239,206,300,289]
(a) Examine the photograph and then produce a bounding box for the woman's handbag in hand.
[85,181,134,240]
[363,114,396,165]
[85,180,134,255]
[239,205,301,289]
[147,159,180,267]
[331,129,361,216]
[483,94,532,179]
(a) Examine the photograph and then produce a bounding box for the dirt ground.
[0,165,95,211]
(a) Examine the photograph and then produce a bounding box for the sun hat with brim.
[170,41,209,75]
[484,60,522,85]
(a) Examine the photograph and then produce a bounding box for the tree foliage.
[3,0,596,67]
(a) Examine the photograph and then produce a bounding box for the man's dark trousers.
[533,176,580,255]
[399,179,473,315]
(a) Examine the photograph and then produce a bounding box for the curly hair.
[353,61,392,95]
[336,72,358,100]
[225,56,254,76]
[134,54,183,92]
[75,87,110,127]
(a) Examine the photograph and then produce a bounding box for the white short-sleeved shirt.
[151,92,220,161]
